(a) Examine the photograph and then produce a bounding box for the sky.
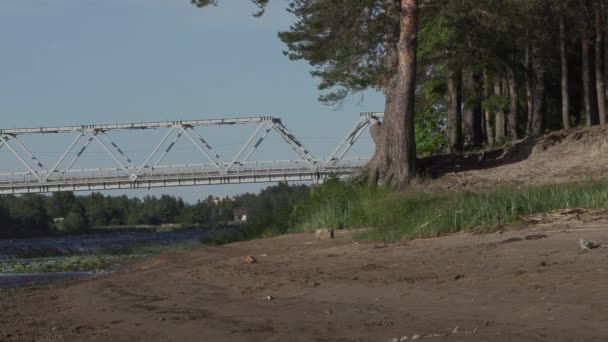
[0,0,384,202]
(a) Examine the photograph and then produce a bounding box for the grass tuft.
[293,178,608,242]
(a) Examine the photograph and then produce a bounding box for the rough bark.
[531,42,545,136]
[594,2,607,125]
[480,102,487,144]
[366,0,418,188]
[560,15,571,130]
[463,70,483,147]
[604,1,608,110]
[494,80,506,142]
[483,69,494,145]
[525,39,534,136]
[581,1,594,127]
[605,8,608,106]
[446,66,463,151]
[507,68,519,140]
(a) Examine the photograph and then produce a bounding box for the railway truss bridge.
[0,113,383,194]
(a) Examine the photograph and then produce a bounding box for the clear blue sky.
[0,0,384,202]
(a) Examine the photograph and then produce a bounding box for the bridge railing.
[0,158,369,186]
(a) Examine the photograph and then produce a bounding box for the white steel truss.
[326,112,383,165]
[0,113,383,194]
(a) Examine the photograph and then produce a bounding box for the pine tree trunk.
[594,2,607,125]
[366,0,418,188]
[560,15,571,130]
[581,1,594,127]
[531,42,545,136]
[480,103,487,143]
[525,39,534,136]
[494,80,506,142]
[507,68,519,140]
[446,66,463,151]
[463,70,483,147]
[604,8,608,106]
[483,69,494,145]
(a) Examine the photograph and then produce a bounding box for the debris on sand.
[524,234,548,241]
[244,256,257,264]
[315,229,334,240]
[388,325,480,341]
[261,295,273,301]
[500,237,523,244]
[579,238,604,251]
[388,337,409,342]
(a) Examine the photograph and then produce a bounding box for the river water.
[0,228,211,288]
[0,272,94,288]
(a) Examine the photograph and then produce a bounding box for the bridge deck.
[0,162,364,194]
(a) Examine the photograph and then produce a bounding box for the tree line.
[0,183,310,238]
[418,0,608,152]
[192,0,608,187]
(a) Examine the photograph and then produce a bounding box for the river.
[0,228,212,288]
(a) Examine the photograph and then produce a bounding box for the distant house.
[233,207,249,222]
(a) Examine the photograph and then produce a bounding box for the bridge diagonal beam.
[326,120,369,164]
[185,126,224,164]
[327,118,373,164]
[270,119,315,167]
[154,129,183,167]
[97,131,135,168]
[242,122,273,162]
[46,132,84,179]
[136,127,174,175]
[0,135,42,180]
[326,112,384,165]
[225,122,267,172]
[180,127,223,171]
[92,132,133,175]
[65,134,95,171]
[10,135,47,172]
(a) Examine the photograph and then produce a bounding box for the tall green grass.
[293,178,608,242]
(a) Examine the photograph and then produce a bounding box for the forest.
[193,0,608,186]
[289,0,608,151]
[0,183,310,238]
[412,0,607,151]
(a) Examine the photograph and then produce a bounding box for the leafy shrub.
[58,211,89,233]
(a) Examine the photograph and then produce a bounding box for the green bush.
[8,194,51,235]
[58,211,89,233]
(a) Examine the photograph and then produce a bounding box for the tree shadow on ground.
[417,137,541,179]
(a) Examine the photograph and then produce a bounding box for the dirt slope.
[418,126,608,191]
[2,215,608,341]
